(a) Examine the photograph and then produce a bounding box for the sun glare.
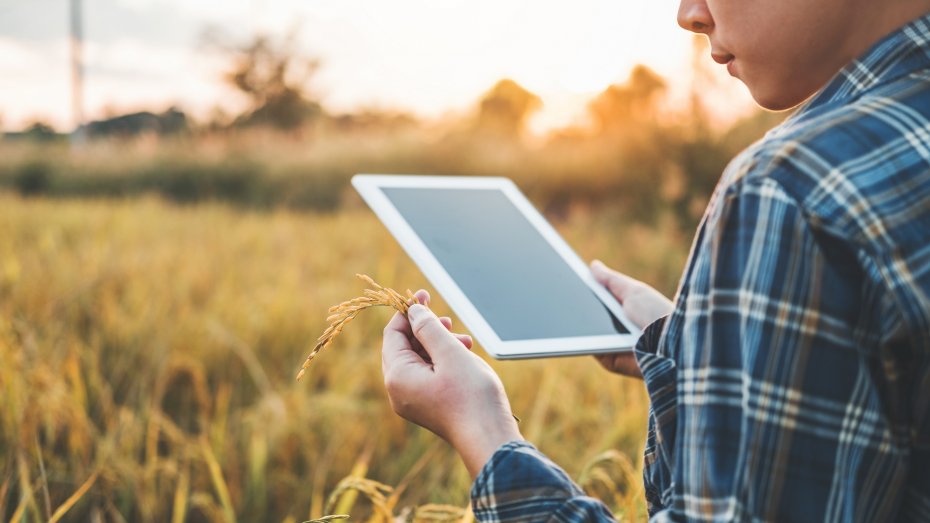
[0,0,754,132]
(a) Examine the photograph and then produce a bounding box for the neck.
[845,2,930,60]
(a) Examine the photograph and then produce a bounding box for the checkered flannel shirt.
[471,12,930,522]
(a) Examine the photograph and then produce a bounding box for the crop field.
[0,192,691,522]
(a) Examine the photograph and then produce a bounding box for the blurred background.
[0,1,786,521]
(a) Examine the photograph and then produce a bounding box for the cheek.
[723,4,850,110]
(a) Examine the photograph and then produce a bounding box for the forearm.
[451,417,523,480]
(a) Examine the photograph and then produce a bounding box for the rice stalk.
[322,440,374,520]
[34,435,51,520]
[303,516,350,523]
[0,471,11,518]
[324,477,393,522]
[386,440,443,511]
[460,505,474,523]
[170,460,190,523]
[200,436,236,523]
[47,469,100,523]
[577,449,638,514]
[577,449,636,494]
[297,274,418,381]
[13,451,39,523]
[412,504,466,522]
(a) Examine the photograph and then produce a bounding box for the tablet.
[352,174,641,359]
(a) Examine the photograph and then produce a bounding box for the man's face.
[679,0,862,110]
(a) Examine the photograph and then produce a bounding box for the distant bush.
[0,121,756,224]
[13,160,52,196]
[83,108,189,138]
[0,88,780,223]
[0,53,785,221]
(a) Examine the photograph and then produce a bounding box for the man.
[380,0,930,520]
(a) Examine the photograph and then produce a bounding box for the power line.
[70,0,86,145]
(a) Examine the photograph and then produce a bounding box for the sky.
[0,0,756,133]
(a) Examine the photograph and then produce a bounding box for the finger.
[594,353,642,378]
[414,289,430,306]
[407,304,463,362]
[438,316,471,348]
[382,311,431,373]
[453,333,473,349]
[590,259,641,302]
[394,319,434,364]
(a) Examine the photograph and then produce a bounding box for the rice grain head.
[324,477,394,522]
[413,503,467,522]
[296,274,419,381]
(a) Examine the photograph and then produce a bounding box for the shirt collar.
[794,11,930,118]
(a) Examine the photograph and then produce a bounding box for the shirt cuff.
[470,440,584,510]
[634,315,668,355]
[471,440,549,501]
[470,441,615,522]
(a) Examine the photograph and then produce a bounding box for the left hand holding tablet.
[589,260,674,379]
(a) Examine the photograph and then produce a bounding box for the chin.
[748,83,818,112]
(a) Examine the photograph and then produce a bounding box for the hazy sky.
[0,0,754,133]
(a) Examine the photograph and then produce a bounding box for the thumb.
[407,304,462,361]
[591,259,641,302]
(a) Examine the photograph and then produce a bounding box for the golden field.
[0,29,788,523]
[0,192,692,522]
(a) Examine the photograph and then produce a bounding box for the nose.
[678,0,714,34]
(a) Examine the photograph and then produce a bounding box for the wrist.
[449,416,523,480]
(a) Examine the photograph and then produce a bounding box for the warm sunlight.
[0,0,754,132]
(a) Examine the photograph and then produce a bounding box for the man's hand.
[590,260,674,379]
[381,290,522,479]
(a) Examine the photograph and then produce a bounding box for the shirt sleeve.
[631,317,677,515]
[644,171,914,520]
[470,441,616,523]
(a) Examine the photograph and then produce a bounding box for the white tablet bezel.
[352,174,641,359]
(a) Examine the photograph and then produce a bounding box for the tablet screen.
[382,187,629,341]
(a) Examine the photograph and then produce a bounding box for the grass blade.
[171,461,190,523]
[48,469,100,523]
[200,436,236,523]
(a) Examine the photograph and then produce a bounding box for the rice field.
[0,193,690,522]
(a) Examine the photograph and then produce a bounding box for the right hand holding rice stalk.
[380,289,522,480]
[298,273,522,479]
[296,274,473,380]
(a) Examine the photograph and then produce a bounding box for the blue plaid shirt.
[471,13,930,523]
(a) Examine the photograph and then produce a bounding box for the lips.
[711,51,737,77]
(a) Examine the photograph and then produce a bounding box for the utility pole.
[70,0,86,145]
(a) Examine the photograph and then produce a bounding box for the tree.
[208,29,324,130]
[474,79,542,140]
[22,121,59,141]
[588,65,667,135]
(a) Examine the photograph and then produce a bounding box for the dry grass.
[297,274,418,381]
[413,504,467,522]
[0,194,687,521]
[324,477,393,521]
[304,516,349,523]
